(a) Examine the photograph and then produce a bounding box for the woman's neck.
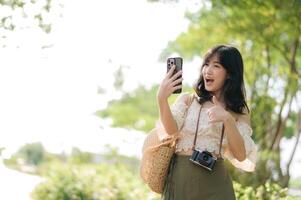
[210,91,224,102]
[210,92,226,108]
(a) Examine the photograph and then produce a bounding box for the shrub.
[32,163,160,200]
[32,162,299,200]
[234,181,300,200]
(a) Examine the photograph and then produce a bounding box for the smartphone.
[167,57,183,94]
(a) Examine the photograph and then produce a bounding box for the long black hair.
[193,45,249,114]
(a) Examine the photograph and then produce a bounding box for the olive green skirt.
[162,154,236,200]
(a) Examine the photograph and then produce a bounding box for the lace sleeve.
[156,92,190,141]
[224,121,257,172]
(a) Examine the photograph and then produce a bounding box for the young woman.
[156,45,257,200]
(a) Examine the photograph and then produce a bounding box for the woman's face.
[202,54,228,99]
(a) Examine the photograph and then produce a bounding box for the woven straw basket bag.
[140,94,194,194]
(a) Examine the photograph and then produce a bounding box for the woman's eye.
[214,65,220,68]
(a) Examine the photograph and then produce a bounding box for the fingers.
[206,109,222,123]
[166,65,176,78]
[208,119,218,123]
[207,113,216,123]
[170,69,182,82]
[172,84,182,92]
[171,77,183,87]
[160,64,183,95]
[166,65,182,81]
[207,110,212,118]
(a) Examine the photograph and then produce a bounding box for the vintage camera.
[189,149,217,171]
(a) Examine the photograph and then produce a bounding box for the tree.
[0,0,61,47]
[16,142,46,166]
[158,0,301,187]
[97,84,192,132]
[100,0,301,188]
[68,147,93,164]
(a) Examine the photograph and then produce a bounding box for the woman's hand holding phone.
[157,65,183,102]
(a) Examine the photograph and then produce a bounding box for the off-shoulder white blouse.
[156,92,257,172]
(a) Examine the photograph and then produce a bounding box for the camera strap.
[218,124,225,158]
[192,104,203,150]
[192,103,225,159]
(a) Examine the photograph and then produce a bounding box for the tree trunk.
[282,109,301,187]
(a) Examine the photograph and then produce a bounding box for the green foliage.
[0,0,57,45]
[32,162,160,200]
[113,65,127,91]
[97,84,158,132]
[101,145,140,172]
[157,0,301,188]
[68,147,93,165]
[3,154,18,167]
[234,181,300,200]
[27,146,298,200]
[251,93,277,145]
[290,177,301,189]
[4,142,65,174]
[16,142,46,166]
[31,160,298,200]
[97,84,188,132]
[284,112,299,139]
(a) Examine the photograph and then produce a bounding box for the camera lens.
[203,155,208,161]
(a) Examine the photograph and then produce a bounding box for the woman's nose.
[205,65,213,74]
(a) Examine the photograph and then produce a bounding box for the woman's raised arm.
[156,65,183,135]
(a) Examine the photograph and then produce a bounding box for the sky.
[0,0,201,155]
[0,0,300,178]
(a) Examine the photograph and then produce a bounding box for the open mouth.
[205,78,214,84]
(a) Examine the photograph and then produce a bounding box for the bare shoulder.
[175,92,191,105]
[229,107,251,125]
[237,107,251,125]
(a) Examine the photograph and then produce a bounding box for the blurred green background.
[0,0,301,199]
